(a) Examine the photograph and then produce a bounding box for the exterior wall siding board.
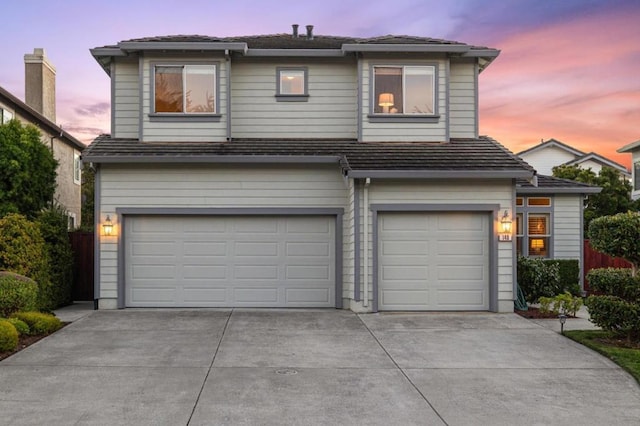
[520,147,577,176]
[553,195,581,259]
[449,61,476,139]
[113,59,139,139]
[231,61,357,139]
[98,165,350,301]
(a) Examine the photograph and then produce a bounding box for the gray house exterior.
[85,29,596,312]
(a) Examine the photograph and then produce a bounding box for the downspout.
[363,177,371,307]
[226,50,232,141]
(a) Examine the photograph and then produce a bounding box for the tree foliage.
[588,212,640,276]
[80,162,95,231]
[0,120,58,218]
[552,164,638,231]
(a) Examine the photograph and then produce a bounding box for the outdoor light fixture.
[499,210,513,242]
[559,313,567,335]
[378,93,394,113]
[103,215,113,236]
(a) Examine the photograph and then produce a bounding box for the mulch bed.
[0,323,68,362]
[515,307,576,319]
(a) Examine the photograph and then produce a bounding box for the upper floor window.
[634,162,640,191]
[276,67,308,101]
[373,65,435,115]
[154,65,216,113]
[73,152,81,185]
[0,107,13,124]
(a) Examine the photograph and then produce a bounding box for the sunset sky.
[1,0,638,168]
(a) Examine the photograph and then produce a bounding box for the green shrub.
[5,317,30,336]
[0,320,19,352]
[539,293,583,317]
[585,295,640,339]
[36,205,74,310]
[10,311,62,335]
[517,256,561,303]
[588,212,640,275]
[0,272,38,317]
[555,259,581,296]
[0,214,51,310]
[587,268,640,301]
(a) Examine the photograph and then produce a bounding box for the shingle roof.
[516,175,601,194]
[83,136,534,177]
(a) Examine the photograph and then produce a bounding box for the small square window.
[276,67,308,101]
[516,197,524,206]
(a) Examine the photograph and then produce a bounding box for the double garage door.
[378,212,490,311]
[125,215,335,308]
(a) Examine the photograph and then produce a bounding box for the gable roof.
[91,33,499,74]
[516,138,585,157]
[564,152,630,176]
[618,139,640,153]
[0,85,85,151]
[83,136,534,179]
[516,175,601,194]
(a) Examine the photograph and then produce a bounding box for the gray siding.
[449,61,477,138]
[231,60,357,139]
[113,58,139,139]
[97,164,350,302]
[553,195,582,259]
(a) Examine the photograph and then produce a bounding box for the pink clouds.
[479,7,640,168]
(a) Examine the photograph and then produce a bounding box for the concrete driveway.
[1,309,639,425]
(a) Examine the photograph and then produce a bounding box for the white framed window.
[67,212,77,230]
[276,67,308,101]
[73,152,81,185]
[154,64,216,113]
[527,214,550,258]
[372,65,436,115]
[1,107,14,124]
[634,162,640,191]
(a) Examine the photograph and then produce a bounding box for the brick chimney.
[24,48,56,122]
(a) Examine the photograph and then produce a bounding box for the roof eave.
[118,41,248,53]
[347,170,534,179]
[81,154,344,165]
[516,186,602,194]
[617,140,640,153]
[244,49,345,57]
[341,43,471,53]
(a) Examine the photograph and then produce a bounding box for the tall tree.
[552,164,638,231]
[0,120,58,218]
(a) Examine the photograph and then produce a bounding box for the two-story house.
[617,139,640,200]
[1,49,85,227]
[84,27,598,312]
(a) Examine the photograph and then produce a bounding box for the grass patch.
[564,330,640,384]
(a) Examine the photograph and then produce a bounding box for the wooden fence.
[583,239,631,294]
[68,231,94,301]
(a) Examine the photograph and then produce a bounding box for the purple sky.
[1,0,638,167]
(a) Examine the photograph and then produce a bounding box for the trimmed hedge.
[10,312,62,335]
[587,268,640,301]
[0,320,18,352]
[555,259,581,296]
[0,272,38,317]
[585,295,640,339]
[517,257,561,303]
[5,317,29,336]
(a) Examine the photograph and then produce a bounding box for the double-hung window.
[154,65,216,114]
[372,65,436,115]
[516,197,552,258]
[73,152,81,185]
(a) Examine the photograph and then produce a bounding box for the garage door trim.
[370,203,500,312]
[115,207,344,309]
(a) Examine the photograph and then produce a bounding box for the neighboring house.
[617,139,640,200]
[518,138,631,179]
[0,48,84,227]
[84,27,596,312]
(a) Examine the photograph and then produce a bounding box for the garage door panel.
[379,212,489,311]
[126,215,335,307]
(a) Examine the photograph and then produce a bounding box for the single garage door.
[378,212,489,311]
[125,215,335,307]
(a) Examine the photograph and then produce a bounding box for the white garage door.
[378,212,489,311]
[125,216,335,307]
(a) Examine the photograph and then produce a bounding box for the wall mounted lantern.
[499,210,513,242]
[103,215,113,236]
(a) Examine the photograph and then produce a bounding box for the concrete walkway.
[1,308,639,425]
